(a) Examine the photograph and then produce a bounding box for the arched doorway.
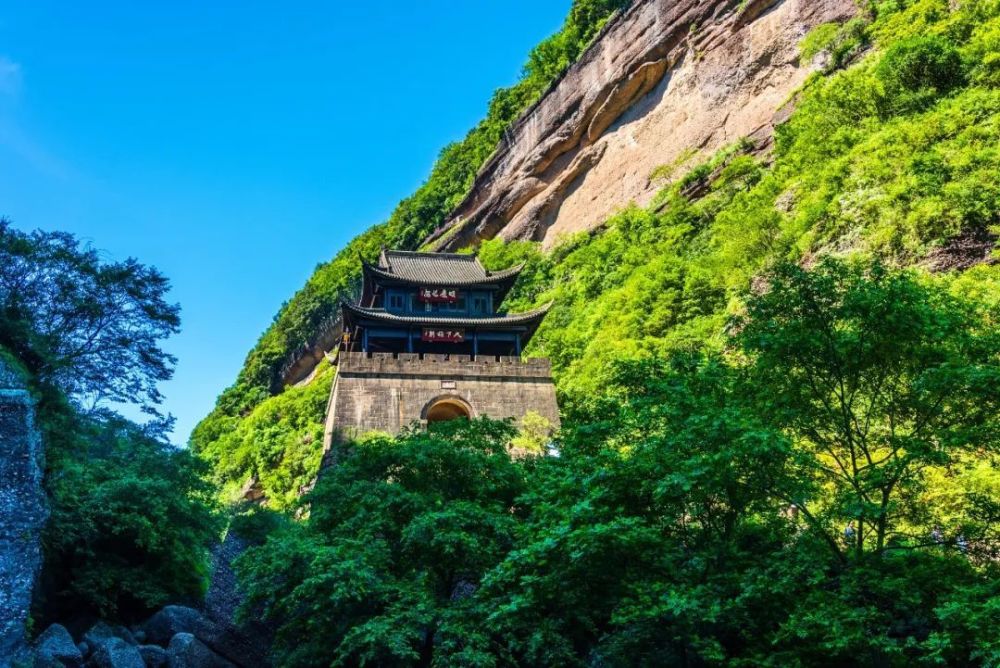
[423,396,473,424]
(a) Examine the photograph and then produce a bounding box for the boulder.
[138,644,168,668]
[31,657,64,668]
[165,633,235,668]
[32,624,83,667]
[142,607,204,647]
[91,637,145,668]
[185,618,268,668]
[83,621,137,654]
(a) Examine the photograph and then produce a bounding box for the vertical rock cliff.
[0,360,47,668]
[427,0,858,250]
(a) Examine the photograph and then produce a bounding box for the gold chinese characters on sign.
[418,287,459,303]
[422,328,465,343]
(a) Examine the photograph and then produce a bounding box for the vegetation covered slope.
[197,0,1000,508]
[192,0,630,505]
[225,2,1000,663]
[482,0,1000,404]
[241,256,1000,666]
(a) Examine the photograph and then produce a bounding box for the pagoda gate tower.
[323,249,560,446]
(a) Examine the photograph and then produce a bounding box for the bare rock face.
[428,0,857,251]
[0,359,47,668]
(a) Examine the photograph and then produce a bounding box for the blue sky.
[0,2,572,443]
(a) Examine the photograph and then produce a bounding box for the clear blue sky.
[0,2,571,444]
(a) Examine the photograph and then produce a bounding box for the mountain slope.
[428,0,858,250]
[194,0,1000,507]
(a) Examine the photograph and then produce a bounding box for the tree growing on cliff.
[0,218,180,415]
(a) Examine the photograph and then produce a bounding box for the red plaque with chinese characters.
[417,287,459,303]
[422,328,465,343]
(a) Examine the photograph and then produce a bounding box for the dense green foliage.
[472,0,1000,406]
[240,259,1000,666]
[197,362,334,509]
[40,407,220,621]
[197,1,1000,664]
[238,420,530,666]
[192,0,630,454]
[0,220,219,624]
[226,2,1000,664]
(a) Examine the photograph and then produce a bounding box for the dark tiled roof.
[342,301,551,328]
[368,249,523,286]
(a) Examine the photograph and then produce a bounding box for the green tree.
[0,219,180,415]
[481,355,798,666]
[41,409,220,621]
[0,219,219,624]
[735,258,1000,560]
[238,419,529,667]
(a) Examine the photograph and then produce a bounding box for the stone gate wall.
[324,352,560,448]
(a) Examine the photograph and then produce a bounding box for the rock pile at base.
[29,605,266,668]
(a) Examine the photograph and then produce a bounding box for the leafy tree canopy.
[237,419,529,667]
[0,219,219,625]
[0,218,180,415]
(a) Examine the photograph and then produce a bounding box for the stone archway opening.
[424,397,472,424]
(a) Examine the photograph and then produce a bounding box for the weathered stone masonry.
[324,352,561,445]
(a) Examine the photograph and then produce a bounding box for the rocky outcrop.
[141,602,268,668]
[90,637,145,668]
[0,358,47,668]
[427,0,858,250]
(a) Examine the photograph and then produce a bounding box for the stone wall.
[426,0,857,250]
[324,352,560,447]
[0,360,47,668]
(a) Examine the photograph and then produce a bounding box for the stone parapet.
[337,352,552,378]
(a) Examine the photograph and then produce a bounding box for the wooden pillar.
[407,329,414,353]
[362,328,369,353]
[472,331,478,358]
[515,334,521,356]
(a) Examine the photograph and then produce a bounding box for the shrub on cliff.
[875,35,967,116]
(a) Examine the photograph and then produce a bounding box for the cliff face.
[0,361,47,668]
[427,0,857,250]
